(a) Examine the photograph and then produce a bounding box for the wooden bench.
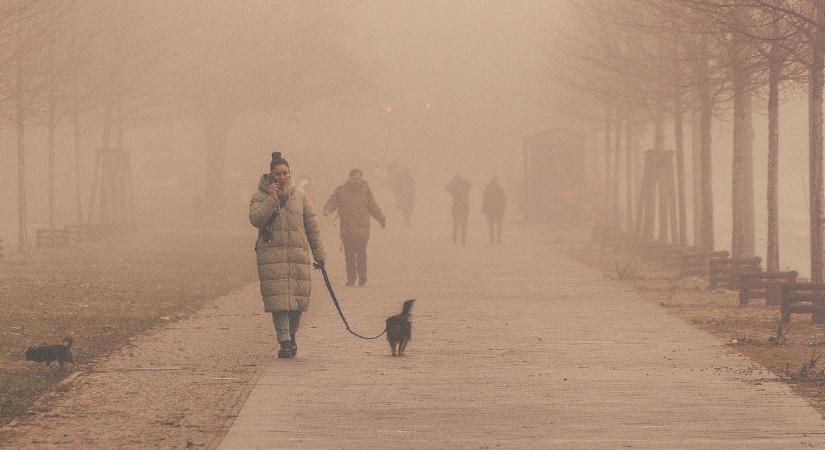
[65,223,117,244]
[36,228,71,248]
[709,256,761,290]
[738,271,798,306]
[679,250,729,277]
[781,282,825,323]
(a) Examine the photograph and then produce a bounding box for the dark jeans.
[343,237,369,284]
[452,208,468,245]
[487,215,503,244]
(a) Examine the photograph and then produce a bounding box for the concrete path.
[218,221,825,449]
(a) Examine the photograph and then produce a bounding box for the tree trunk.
[691,109,702,246]
[699,67,715,253]
[15,55,28,253]
[731,44,756,258]
[73,110,83,224]
[767,54,781,272]
[603,105,612,229]
[810,8,825,283]
[654,98,668,242]
[114,102,124,225]
[731,39,756,258]
[634,124,642,217]
[613,109,622,230]
[47,94,57,229]
[637,150,656,241]
[625,113,634,231]
[92,102,113,224]
[674,89,686,245]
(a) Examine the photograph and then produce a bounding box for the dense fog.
[1,0,822,275]
[1,1,564,248]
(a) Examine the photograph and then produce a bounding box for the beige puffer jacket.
[249,174,326,312]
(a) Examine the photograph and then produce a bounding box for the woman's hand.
[268,183,278,198]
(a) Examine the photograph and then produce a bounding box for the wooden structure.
[87,147,134,227]
[65,224,118,244]
[679,250,729,277]
[36,228,71,248]
[781,282,825,323]
[738,271,798,306]
[35,224,117,248]
[708,256,761,290]
[635,151,677,244]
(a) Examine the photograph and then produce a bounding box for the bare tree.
[0,1,69,252]
[166,1,370,210]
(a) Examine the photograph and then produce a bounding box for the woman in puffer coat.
[249,152,326,358]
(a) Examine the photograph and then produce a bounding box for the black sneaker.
[277,341,293,358]
[290,333,297,357]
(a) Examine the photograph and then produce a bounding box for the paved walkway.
[218,222,825,449]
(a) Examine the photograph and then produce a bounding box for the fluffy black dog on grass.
[25,337,74,369]
[386,299,414,356]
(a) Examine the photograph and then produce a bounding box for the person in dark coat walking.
[323,168,386,286]
[446,174,471,245]
[249,152,326,358]
[481,177,506,245]
[394,167,416,225]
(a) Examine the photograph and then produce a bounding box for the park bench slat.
[781,282,825,323]
[709,256,762,290]
[738,271,798,306]
[678,250,730,278]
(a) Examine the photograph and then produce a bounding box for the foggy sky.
[1,0,558,244]
[2,0,816,275]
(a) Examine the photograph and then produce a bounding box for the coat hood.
[344,178,369,191]
[258,173,295,202]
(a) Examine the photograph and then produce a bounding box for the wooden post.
[635,151,653,240]
[87,149,101,224]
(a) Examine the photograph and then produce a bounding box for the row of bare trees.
[5,1,364,254]
[552,0,825,281]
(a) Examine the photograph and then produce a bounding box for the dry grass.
[0,230,258,426]
[562,243,825,416]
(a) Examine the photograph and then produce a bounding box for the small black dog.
[25,337,74,369]
[386,299,414,356]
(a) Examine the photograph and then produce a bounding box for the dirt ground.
[0,282,277,448]
[0,229,259,430]
[563,243,825,416]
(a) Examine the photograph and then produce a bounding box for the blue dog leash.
[313,263,387,340]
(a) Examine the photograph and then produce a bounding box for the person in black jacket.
[481,177,506,245]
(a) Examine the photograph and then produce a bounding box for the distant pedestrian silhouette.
[323,168,386,287]
[481,177,506,245]
[446,174,471,245]
[393,167,416,225]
